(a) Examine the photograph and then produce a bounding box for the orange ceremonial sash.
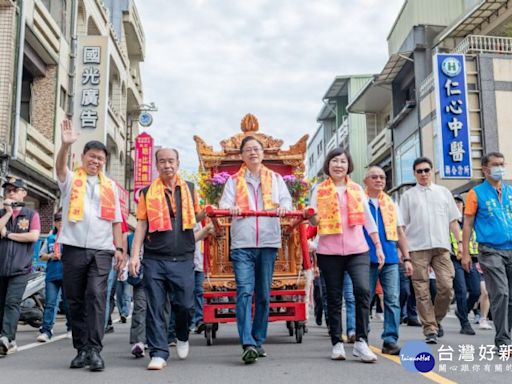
[68,168,116,222]
[317,177,365,235]
[146,175,196,233]
[376,191,398,241]
[233,164,276,210]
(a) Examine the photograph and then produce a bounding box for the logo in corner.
[400,341,436,373]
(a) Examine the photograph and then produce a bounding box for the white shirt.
[399,183,460,252]
[58,169,122,251]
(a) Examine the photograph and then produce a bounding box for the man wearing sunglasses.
[399,157,461,345]
[0,177,41,356]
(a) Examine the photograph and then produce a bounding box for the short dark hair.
[240,136,264,154]
[322,148,354,176]
[413,157,433,171]
[481,151,504,167]
[155,148,179,162]
[83,140,108,157]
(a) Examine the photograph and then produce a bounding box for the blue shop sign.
[433,53,472,179]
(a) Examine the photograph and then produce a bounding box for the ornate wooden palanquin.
[194,114,309,291]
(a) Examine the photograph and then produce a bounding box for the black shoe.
[400,316,407,324]
[256,346,267,357]
[425,334,438,344]
[242,346,258,364]
[315,316,322,326]
[89,350,105,372]
[437,323,444,338]
[120,315,127,324]
[195,322,206,334]
[382,342,401,355]
[460,323,476,335]
[70,350,89,369]
[104,325,114,334]
[407,317,422,327]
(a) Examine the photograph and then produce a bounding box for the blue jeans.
[343,272,355,336]
[41,279,71,336]
[105,268,117,326]
[370,263,400,344]
[452,256,481,326]
[399,265,418,320]
[192,271,204,326]
[231,248,277,347]
[116,280,131,317]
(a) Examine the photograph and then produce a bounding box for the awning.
[316,102,336,122]
[347,76,392,114]
[374,51,413,85]
[435,0,508,44]
[322,76,351,99]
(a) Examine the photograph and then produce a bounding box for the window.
[59,86,67,112]
[20,68,34,123]
[394,133,420,186]
[317,141,323,156]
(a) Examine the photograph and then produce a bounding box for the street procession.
[1,1,512,383]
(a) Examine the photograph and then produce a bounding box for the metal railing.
[453,34,512,55]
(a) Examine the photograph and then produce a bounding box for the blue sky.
[137,0,405,171]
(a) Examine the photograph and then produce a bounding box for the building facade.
[347,0,512,197]
[0,0,145,232]
[307,75,372,185]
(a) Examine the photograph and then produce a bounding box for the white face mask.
[490,166,506,181]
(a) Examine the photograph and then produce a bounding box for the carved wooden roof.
[194,114,308,173]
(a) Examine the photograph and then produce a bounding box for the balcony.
[122,0,145,61]
[18,119,55,178]
[326,119,349,152]
[367,128,392,165]
[453,34,512,55]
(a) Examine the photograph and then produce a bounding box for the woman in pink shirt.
[308,148,384,363]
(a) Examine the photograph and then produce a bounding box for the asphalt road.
[0,308,509,384]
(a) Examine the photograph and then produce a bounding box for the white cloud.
[136,0,404,171]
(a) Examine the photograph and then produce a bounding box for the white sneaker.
[6,340,17,355]
[353,339,377,363]
[176,340,189,360]
[36,333,50,342]
[147,357,167,370]
[479,318,493,330]
[375,313,384,322]
[131,342,145,358]
[331,342,346,360]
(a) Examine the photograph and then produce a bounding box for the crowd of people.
[0,120,510,372]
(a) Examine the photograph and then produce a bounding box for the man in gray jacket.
[219,136,292,364]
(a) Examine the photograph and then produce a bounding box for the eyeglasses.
[5,188,21,194]
[415,168,431,174]
[242,147,262,154]
[369,175,386,180]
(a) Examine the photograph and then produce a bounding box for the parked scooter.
[19,272,45,328]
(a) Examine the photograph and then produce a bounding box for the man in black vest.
[129,148,205,370]
[0,177,41,356]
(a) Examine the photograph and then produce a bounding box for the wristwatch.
[403,258,412,263]
[115,247,124,253]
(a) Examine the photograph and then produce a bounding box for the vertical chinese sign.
[134,132,154,202]
[434,53,472,179]
[72,36,109,167]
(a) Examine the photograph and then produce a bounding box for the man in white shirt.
[399,157,461,344]
[56,120,124,371]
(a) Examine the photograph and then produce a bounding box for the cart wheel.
[295,325,304,343]
[205,325,213,346]
[286,321,294,336]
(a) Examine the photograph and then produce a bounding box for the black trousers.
[62,245,113,352]
[143,256,194,360]
[317,253,370,345]
[0,274,29,341]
